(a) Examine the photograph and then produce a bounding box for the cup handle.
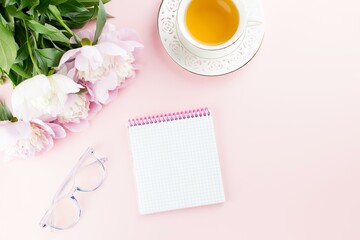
[247,16,264,26]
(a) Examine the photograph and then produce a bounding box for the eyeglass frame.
[39,147,107,231]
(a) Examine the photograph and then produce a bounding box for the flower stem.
[23,21,41,75]
[48,8,81,44]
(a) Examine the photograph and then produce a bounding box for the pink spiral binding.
[128,108,211,127]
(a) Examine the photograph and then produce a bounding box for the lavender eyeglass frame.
[39,147,107,231]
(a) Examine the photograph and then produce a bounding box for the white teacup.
[176,0,261,58]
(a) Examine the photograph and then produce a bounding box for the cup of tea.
[176,0,258,58]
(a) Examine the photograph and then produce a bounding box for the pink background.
[1,0,360,239]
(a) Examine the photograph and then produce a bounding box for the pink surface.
[1,0,360,239]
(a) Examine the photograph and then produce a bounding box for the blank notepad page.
[128,108,225,215]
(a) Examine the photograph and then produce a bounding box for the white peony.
[57,93,90,124]
[12,74,83,121]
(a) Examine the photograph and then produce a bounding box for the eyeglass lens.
[50,197,81,230]
[75,155,105,192]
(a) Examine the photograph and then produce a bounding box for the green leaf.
[14,21,27,46]
[34,50,48,73]
[4,0,17,7]
[0,101,14,121]
[0,15,8,28]
[27,20,60,34]
[27,0,40,15]
[7,69,18,85]
[36,0,52,13]
[77,0,111,9]
[15,43,29,63]
[62,7,98,29]
[50,0,68,4]
[20,0,35,9]
[93,0,106,44]
[26,20,70,44]
[44,29,70,44]
[48,5,63,21]
[35,48,63,67]
[11,63,31,78]
[0,20,18,73]
[77,0,110,3]
[0,14,14,32]
[16,57,36,84]
[57,0,89,18]
[5,6,31,20]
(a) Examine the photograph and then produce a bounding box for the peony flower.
[58,23,143,104]
[12,74,83,121]
[57,93,89,124]
[0,119,66,161]
[56,93,102,132]
[99,24,143,55]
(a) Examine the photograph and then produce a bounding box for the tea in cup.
[177,0,252,58]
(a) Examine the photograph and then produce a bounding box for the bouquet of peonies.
[0,0,143,161]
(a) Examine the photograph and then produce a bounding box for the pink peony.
[0,120,66,161]
[58,23,143,105]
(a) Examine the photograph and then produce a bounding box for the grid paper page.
[128,113,225,215]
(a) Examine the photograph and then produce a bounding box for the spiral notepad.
[128,108,225,215]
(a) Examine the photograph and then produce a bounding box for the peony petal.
[85,85,97,102]
[117,77,132,89]
[93,83,110,104]
[115,41,144,52]
[115,42,135,52]
[87,101,102,120]
[12,74,81,120]
[67,67,78,81]
[30,119,55,137]
[38,137,54,155]
[12,75,51,120]
[50,74,83,94]
[47,123,67,139]
[124,40,144,49]
[0,121,32,148]
[105,89,119,104]
[81,46,103,64]
[92,72,118,104]
[96,42,127,58]
[13,74,51,98]
[57,64,68,75]
[59,48,81,67]
[75,54,90,72]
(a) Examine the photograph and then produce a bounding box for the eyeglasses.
[40,147,107,230]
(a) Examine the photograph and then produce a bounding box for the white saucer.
[158,0,265,76]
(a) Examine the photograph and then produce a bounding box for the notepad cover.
[128,108,225,215]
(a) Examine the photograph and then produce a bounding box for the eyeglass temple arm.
[39,203,55,228]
